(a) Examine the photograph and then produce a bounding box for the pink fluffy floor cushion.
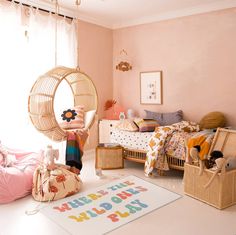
[0,148,43,204]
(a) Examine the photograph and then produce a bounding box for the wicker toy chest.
[184,163,236,209]
[184,128,236,209]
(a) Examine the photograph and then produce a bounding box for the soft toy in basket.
[32,145,82,202]
[184,128,236,209]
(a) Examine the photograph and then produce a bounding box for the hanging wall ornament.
[116,49,132,72]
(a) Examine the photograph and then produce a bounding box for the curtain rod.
[7,0,74,20]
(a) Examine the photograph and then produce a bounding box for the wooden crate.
[95,146,124,170]
[184,128,236,209]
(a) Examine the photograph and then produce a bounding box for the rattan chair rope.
[28,66,98,142]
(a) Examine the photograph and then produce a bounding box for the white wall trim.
[19,0,236,29]
[112,0,236,29]
[19,0,112,28]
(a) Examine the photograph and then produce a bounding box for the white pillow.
[115,119,138,132]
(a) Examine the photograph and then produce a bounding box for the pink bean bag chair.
[0,146,43,204]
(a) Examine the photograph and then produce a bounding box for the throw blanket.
[66,130,88,172]
[186,129,215,162]
[145,121,200,176]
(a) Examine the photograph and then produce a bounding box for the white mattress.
[110,129,153,151]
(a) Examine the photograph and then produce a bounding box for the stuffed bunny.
[44,145,59,170]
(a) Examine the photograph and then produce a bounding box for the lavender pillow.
[145,110,183,126]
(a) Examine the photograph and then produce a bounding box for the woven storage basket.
[184,128,236,209]
[28,66,98,142]
[96,146,124,170]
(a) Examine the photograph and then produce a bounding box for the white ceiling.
[21,0,236,29]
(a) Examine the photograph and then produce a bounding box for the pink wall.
[78,20,113,118]
[77,20,113,149]
[113,8,236,126]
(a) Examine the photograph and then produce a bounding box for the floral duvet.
[144,121,200,176]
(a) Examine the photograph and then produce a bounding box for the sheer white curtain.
[26,8,77,75]
[0,1,77,151]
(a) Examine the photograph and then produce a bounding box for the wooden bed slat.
[123,148,185,170]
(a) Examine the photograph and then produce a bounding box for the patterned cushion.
[134,118,159,132]
[145,110,183,126]
[115,119,138,132]
[60,106,85,130]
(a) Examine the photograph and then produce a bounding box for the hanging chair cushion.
[0,149,43,204]
[60,106,85,130]
[84,110,96,130]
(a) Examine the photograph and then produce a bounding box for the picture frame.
[140,71,162,104]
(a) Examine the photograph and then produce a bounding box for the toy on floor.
[43,145,59,170]
[32,146,82,202]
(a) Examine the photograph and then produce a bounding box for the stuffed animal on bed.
[43,145,59,170]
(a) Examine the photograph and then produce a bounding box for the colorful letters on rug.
[41,175,181,235]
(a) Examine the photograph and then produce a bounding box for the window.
[0,1,77,150]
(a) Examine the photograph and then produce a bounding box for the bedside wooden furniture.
[98,119,120,143]
[95,145,124,170]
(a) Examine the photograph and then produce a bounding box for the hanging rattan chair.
[28,66,98,142]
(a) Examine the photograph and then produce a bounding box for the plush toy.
[189,145,205,175]
[209,150,236,171]
[226,157,236,171]
[204,151,227,188]
[44,145,59,170]
[208,150,224,169]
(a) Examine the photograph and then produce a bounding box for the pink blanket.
[0,148,43,204]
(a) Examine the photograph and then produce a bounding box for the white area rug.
[41,175,181,235]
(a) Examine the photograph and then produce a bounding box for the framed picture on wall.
[140,71,162,104]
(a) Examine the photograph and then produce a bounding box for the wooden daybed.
[123,148,185,170]
[111,128,191,171]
